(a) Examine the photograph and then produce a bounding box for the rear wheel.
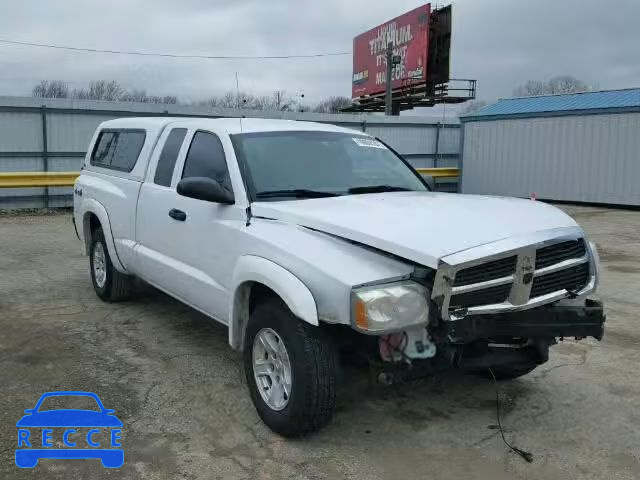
[90,228,134,302]
[243,298,338,437]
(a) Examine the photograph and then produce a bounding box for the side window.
[182,131,233,192]
[90,129,146,172]
[154,128,187,187]
[92,132,117,166]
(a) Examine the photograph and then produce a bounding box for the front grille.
[453,256,517,286]
[449,283,512,310]
[441,233,594,320]
[530,263,590,298]
[536,239,586,269]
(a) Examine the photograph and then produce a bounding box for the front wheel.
[243,299,338,437]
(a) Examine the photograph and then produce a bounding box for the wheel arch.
[229,256,318,351]
[80,199,126,273]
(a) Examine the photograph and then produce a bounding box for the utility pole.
[385,42,393,116]
[385,43,402,116]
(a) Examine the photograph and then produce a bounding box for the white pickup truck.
[74,117,605,436]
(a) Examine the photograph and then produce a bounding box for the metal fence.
[0,96,460,209]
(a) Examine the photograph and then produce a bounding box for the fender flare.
[228,255,318,350]
[80,199,127,273]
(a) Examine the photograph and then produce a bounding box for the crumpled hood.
[251,192,578,268]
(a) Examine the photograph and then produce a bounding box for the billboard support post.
[385,43,393,116]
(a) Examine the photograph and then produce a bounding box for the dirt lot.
[1,206,639,479]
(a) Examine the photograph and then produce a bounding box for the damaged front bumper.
[447,297,605,343]
[369,298,605,384]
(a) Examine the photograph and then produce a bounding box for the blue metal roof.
[463,88,640,120]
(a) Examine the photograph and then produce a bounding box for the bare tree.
[71,80,123,101]
[119,89,148,103]
[32,80,69,99]
[240,93,271,110]
[33,79,176,104]
[313,96,352,114]
[30,80,353,112]
[120,89,177,104]
[34,80,178,104]
[156,95,178,105]
[546,76,591,94]
[204,91,238,109]
[200,90,304,111]
[459,100,488,116]
[272,90,287,110]
[29,79,377,113]
[513,80,547,97]
[513,76,592,97]
[88,80,124,101]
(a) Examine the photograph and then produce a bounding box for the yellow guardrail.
[416,168,460,178]
[0,168,459,188]
[0,172,80,188]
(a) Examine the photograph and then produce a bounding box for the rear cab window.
[90,129,146,172]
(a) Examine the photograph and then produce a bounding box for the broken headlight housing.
[352,281,430,333]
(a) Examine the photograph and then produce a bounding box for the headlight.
[352,281,430,333]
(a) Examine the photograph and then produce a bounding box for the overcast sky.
[1,0,639,109]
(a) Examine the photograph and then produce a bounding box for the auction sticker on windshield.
[15,391,123,468]
[352,137,386,148]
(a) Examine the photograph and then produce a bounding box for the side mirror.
[421,174,436,191]
[24,409,33,414]
[177,177,235,204]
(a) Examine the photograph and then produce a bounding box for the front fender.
[78,198,127,273]
[228,255,318,350]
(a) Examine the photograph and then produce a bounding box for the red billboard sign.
[352,4,431,99]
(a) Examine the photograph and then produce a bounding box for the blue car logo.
[16,391,123,468]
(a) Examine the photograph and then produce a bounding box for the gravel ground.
[0,205,638,479]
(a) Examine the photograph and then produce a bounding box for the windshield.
[231,131,428,200]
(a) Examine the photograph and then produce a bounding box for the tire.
[243,298,338,437]
[474,364,538,381]
[89,227,134,302]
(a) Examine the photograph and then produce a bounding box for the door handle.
[169,208,187,221]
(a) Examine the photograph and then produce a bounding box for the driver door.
[136,127,245,324]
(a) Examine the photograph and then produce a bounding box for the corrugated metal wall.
[0,96,460,209]
[461,112,640,206]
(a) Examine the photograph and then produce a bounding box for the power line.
[0,38,351,60]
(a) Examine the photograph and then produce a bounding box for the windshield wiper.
[255,189,342,199]
[348,185,413,194]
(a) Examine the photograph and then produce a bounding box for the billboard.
[352,4,431,99]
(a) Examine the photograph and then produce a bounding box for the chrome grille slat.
[534,255,588,275]
[450,283,512,309]
[453,255,517,286]
[531,263,590,298]
[451,275,514,294]
[535,239,586,269]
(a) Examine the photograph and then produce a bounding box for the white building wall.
[461,112,640,206]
